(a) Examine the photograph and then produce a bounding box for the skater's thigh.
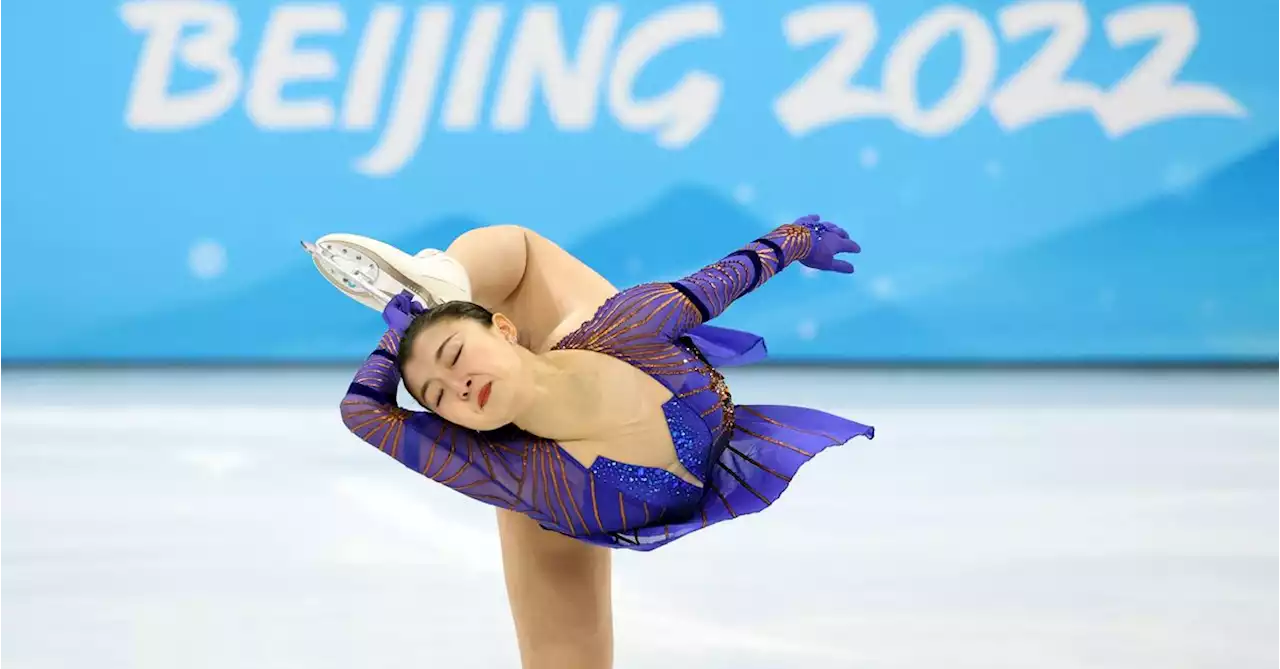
[447,226,616,315]
[497,509,613,669]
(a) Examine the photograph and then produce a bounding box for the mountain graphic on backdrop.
[564,184,772,286]
[79,186,775,361]
[810,140,1280,361]
[66,215,487,360]
[64,139,1279,363]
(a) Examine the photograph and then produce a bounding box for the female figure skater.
[306,215,873,668]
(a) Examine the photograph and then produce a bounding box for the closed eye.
[427,344,463,408]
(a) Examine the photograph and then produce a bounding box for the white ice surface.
[2,368,1276,669]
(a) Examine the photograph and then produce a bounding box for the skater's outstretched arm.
[554,216,861,347]
[667,215,860,329]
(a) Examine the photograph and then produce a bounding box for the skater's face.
[400,312,526,431]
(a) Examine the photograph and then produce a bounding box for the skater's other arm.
[340,328,534,512]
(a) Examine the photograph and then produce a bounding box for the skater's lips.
[477,381,492,410]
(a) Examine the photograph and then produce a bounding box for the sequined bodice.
[549,327,736,512]
[341,223,818,544]
[566,398,704,508]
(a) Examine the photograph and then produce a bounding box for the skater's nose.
[441,372,472,399]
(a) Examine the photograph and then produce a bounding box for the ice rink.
[3,367,1276,669]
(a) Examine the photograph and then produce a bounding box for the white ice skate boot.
[302,233,472,312]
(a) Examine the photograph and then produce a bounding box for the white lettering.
[442,5,506,131]
[492,5,620,132]
[882,7,998,136]
[341,5,403,130]
[119,2,1249,172]
[1096,4,1246,137]
[773,5,887,137]
[120,0,242,130]
[989,1,1103,132]
[608,3,723,148]
[355,6,453,176]
[246,4,345,129]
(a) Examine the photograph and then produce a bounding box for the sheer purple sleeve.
[666,222,814,329]
[340,329,537,514]
[552,223,817,351]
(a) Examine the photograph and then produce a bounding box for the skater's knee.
[446,225,531,305]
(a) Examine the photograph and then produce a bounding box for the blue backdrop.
[3,0,1276,362]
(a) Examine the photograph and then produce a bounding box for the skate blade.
[301,240,398,303]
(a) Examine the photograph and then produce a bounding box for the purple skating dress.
[341,222,875,550]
